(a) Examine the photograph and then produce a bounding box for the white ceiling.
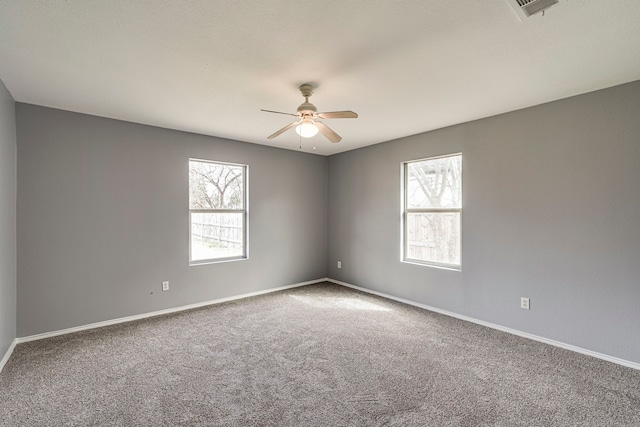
[1,1,639,156]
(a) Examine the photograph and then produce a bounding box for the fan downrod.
[297,84,317,114]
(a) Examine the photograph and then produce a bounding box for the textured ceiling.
[1,1,639,156]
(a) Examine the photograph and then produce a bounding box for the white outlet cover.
[162,281,169,291]
[521,297,530,310]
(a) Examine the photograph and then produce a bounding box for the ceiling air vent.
[507,0,559,20]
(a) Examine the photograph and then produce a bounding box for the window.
[189,159,247,264]
[403,153,462,269]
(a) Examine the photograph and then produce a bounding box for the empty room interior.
[1,1,640,425]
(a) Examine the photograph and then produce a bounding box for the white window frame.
[402,153,462,270]
[189,158,248,265]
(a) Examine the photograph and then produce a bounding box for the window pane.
[191,212,244,261]
[189,161,244,209]
[406,212,460,265]
[407,155,462,209]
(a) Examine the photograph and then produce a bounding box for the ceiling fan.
[261,84,358,143]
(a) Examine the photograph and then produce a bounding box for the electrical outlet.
[162,281,169,291]
[520,297,530,310]
[337,261,342,269]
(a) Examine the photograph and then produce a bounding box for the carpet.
[1,282,639,426]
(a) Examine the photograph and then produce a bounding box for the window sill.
[402,259,462,272]
[189,257,248,267]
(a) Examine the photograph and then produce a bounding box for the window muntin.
[403,154,462,268]
[189,159,247,264]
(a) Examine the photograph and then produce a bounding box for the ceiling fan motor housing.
[297,101,317,115]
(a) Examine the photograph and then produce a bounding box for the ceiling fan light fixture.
[295,121,318,138]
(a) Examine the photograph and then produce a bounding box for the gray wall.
[12,81,640,364]
[0,79,17,357]
[328,80,640,364]
[17,104,328,337]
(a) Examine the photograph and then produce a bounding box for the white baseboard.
[328,278,640,371]
[12,277,639,372]
[16,278,326,344]
[0,339,17,374]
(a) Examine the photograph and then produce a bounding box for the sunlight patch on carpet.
[288,294,392,311]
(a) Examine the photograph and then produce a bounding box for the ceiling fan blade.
[315,121,342,143]
[267,120,299,139]
[261,109,299,117]
[317,110,358,119]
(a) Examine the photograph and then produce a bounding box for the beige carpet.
[1,282,639,426]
